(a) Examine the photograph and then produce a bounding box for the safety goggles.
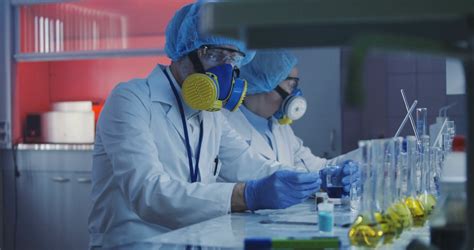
[285,77,299,91]
[274,76,300,98]
[200,45,246,67]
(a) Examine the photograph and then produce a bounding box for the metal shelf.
[17,143,94,151]
[14,48,166,62]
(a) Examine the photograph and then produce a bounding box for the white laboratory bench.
[109,201,431,249]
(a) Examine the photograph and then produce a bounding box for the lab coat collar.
[269,118,284,162]
[148,65,173,103]
[240,105,273,136]
[147,65,201,139]
[235,107,276,160]
[148,65,200,117]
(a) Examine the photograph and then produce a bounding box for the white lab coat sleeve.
[287,127,361,172]
[217,113,294,182]
[99,84,235,229]
[325,148,362,166]
[287,127,329,172]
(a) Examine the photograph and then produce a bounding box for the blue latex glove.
[244,170,322,211]
[320,160,361,196]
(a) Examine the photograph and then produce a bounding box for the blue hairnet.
[165,3,255,65]
[240,50,298,95]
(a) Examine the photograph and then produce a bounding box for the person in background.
[221,50,361,196]
[89,4,323,248]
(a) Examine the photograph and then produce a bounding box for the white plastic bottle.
[441,135,466,183]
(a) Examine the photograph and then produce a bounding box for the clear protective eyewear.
[284,76,300,92]
[200,45,246,67]
[277,76,300,96]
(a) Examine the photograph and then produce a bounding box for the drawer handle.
[51,176,70,183]
[77,178,92,183]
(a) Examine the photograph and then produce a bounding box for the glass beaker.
[348,140,384,247]
[404,136,427,227]
[417,135,436,216]
[386,137,414,233]
[371,139,400,244]
[324,164,344,198]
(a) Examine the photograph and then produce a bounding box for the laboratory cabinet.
[16,170,91,250]
[6,147,93,250]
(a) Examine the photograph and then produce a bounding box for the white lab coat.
[221,109,359,175]
[88,65,294,248]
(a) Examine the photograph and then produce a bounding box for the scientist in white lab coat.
[88,3,325,248]
[222,50,361,194]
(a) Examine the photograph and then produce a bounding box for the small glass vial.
[318,201,334,234]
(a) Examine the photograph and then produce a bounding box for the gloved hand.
[244,170,321,211]
[320,160,361,196]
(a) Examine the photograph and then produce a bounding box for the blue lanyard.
[164,69,203,183]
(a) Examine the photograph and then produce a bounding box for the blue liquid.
[326,186,344,198]
[319,211,334,232]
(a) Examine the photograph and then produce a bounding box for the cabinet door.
[65,172,92,249]
[17,171,74,250]
[17,170,93,250]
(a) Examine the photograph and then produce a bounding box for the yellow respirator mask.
[181,52,248,112]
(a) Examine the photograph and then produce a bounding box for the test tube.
[446,121,455,141]
[34,13,39,52]
[49,17,54,53]
[55,19,60,52]
[92,11,98,50]
[45,16,49,53]
[442,132,451,154]
[39,14,44,53]
[416,108,428,137]
[372,139,385,212]
[349,160,361,211]
[406,136,418,196]
[419,135,430,195]
[120,16,127,49]
[384,139,396,210]
[430,147,442,196]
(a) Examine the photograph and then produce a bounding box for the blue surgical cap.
[240,50,298,95]
[165,3,255,65]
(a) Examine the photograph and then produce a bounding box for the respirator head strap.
[189,50,206,74]
[275,85,289,100]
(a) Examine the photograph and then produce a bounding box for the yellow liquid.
[387,201,414,230]
[417,193,437,216]
[374,212,400,244]
[405,197,427,227]
[348,215,384,247]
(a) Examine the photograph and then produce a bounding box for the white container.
[442,151,466,183]
[41,111,95,143]
[52,101,92,112]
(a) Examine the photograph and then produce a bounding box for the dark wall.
[341,49,467,153]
